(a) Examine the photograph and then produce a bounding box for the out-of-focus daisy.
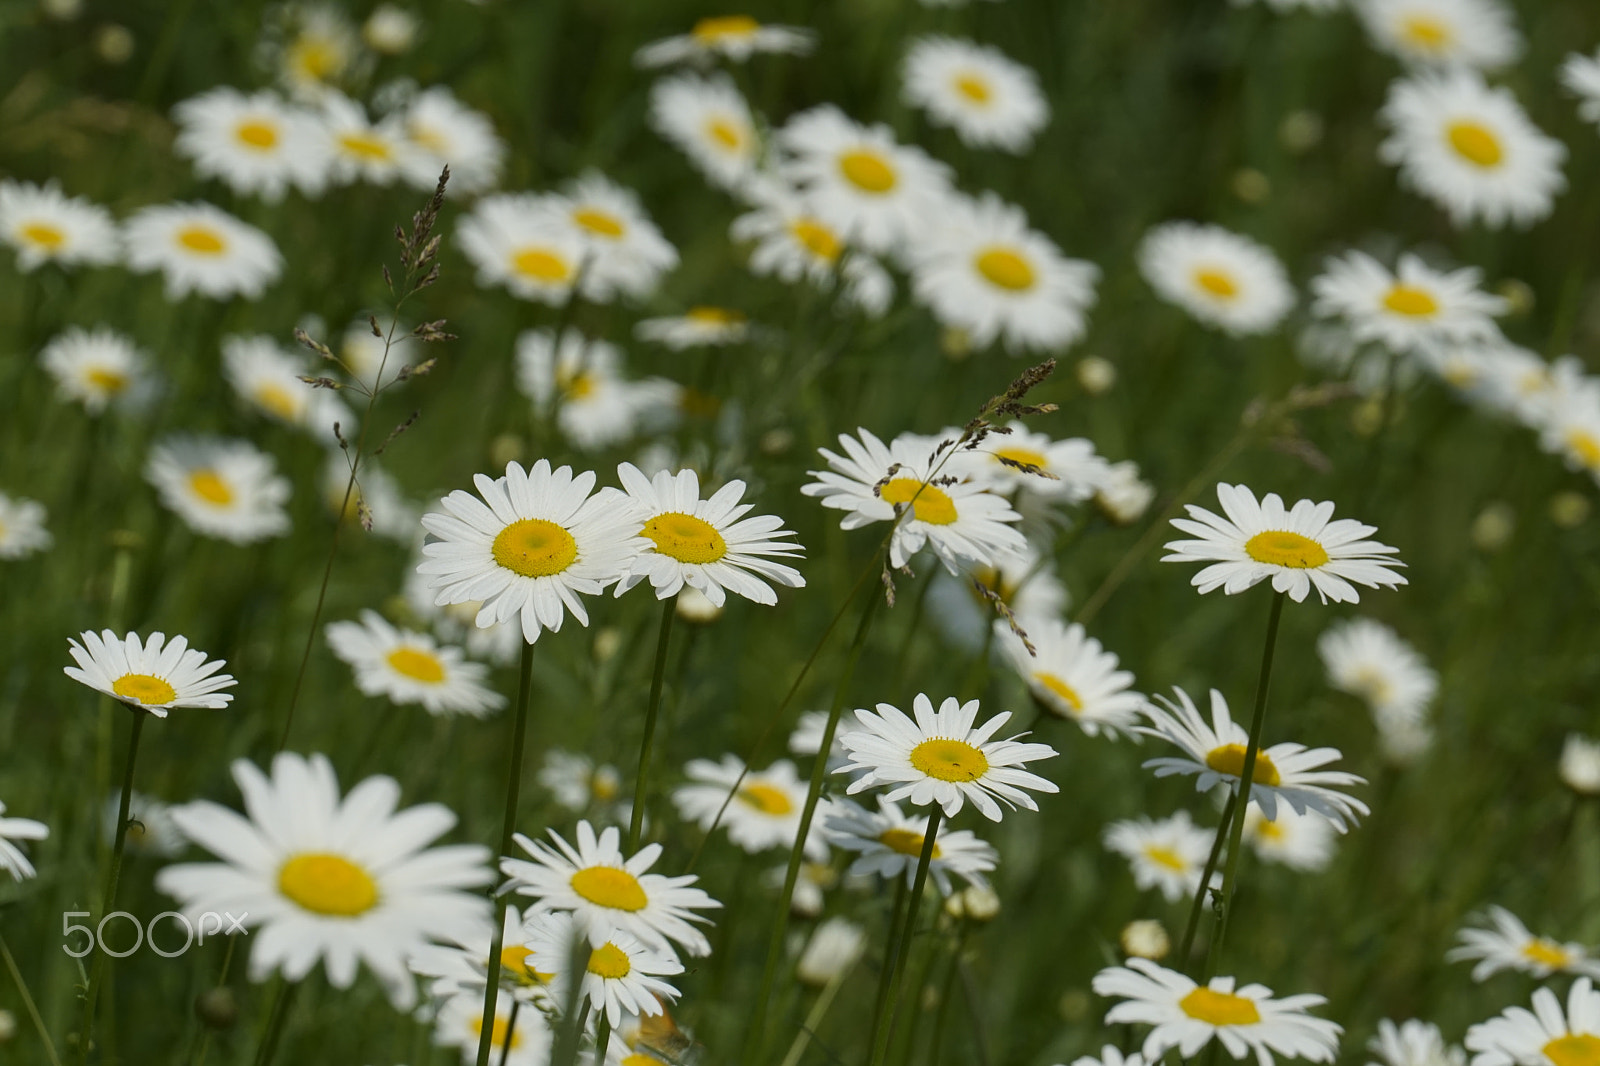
[649,73,760,192]
[320,91,419,186]
[1538,390,1600,486]
[1138,222,1294,337]
[172,88,330,202]
[0,493,52,559]
[515,330,680,452]
[0,180,118,271]
[145,436,292,543]
[636,307,751,349]
[432,988,553,1066]
[1561,735,1600,797]
[400,86,505,195]
[556,172,679,301]
[909,192,1099,353]
[123,202,282,300]
[1070,1047,1150,1066]
[322,454,417,542]
[902,36,1048,153]
[0,802,48,882]
[1104,811,1215,903]
[1380,70,1566,229]
[363,3,418,54]
[998,617,1144,739]
[802,427,1028,572]
[1163,482,1406,604]
[418,459,646,645]
[272,3,363,100]
[102,791,186,858]
[778,105,951,256]
[925,545,1067,654]
[836,693,1058,821]
[798,917,866,987]
[501,820,720,957]
[458,193,584,304]
[1371,702,1435,766]
[1448,906,1600,981]
[1562,51,1600,129]
[522,910,684,1026]
[339,318,417,392]
[325,610,505,718]
[968,422,1110,502]
[789,709,850,771]
[1138,687,1370,830]
[64,630,236,716]
[1093,959,1341,1065]
[158,752,491,1008]
[1242,803,1337,873]
[1310,251,1506,356]
[1465,977,1600,1066]
[410,904,550,1004]
[1317,617,1437,719]
[403,564,522,667]
[613,463,805,608]
[39,326,148,414]
[1097,460,1157,526]
[1369,1019,1465,1066]
[539,750,626,815]
[731,182,895,316]
[824,796,997,895]
[222,333,350,439]
[671,755,828,859]
[1356,0,1521,70]
[634,16,814,68]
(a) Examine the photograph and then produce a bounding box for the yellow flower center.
[338,131,393,162]
[235,120,280,150]
[1032,673,1083,714]
[562,371,597,401]
[1243,530,1329,569]
[1348,666,1395,706]
[1194,268,1239,300]
[111,673,177,705]
[706,117,745,150]
[1255,817,1285,842]
[1524,939,1572,969]
[879,827,941,858]
[692,15,760,43]
[87,367,128,394]
[878,478,959,525]
[1383,284,1440,318]
[974,247,1037,292]
[1143,845,1189,872]
[187,469,234,506]
[471,1013,524,1050]
[737,782,794,816]
[1400,15,1451,50]
[587,942,632,979]
[641,512,728,565]
[499,944,554,985]
[492,518,579,578]
[386,647,446,683]
[288,36,341,82]
[1447,121,1504,169]
[20,221,65,249]
[909,737,990,783]
[838,149,898,194]
[569,865,649,911]
[790,218,841,263]
[1204,744,1283,787]
[686,306,744,326]
[954,73,992,104]
[511,247,572,283]
[176,225,226,255]
[573,207,626,239]
[1179,986,1262,1026]
[993,445,1048,471]
[1567,431,1600,473]
[254,382,301,421]
[1544,1035,1600,1066]
[277,853,380,916]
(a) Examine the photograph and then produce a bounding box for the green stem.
[591,1010,612,1066]
[497,999,522,1066]
[628,596,677,852]
[1,931,62,1066]
[1177,791,1237,970]
[191,935,239,1066]
[251,979,299,1066]
[871,808,944,1066]
[868,875,911,1059]
[927,924,968,1066]
[778,963,852,1066]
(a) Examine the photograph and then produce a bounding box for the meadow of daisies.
[5,0,1600,1063]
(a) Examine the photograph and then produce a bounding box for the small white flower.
[521,910,683,1026]
[1562,50,1600,129]
[38,326,148,414]
[123,202,283,301]
[1310,250,1506,357]
[103,792,186,858]
[1561,734,1600,797]
[325,609,506,718]
[902,36,1048,153]
[634,16,814,68]
[172,87,330,201]
[672,755,828,859]
[1103,811,1215,903]
[0,180,118,271]
[797,917,866,987]
[515,330,680,452]
[0,492,52,559]
[998,617,1144,739]
[222,333,350,440]
[1465,976,1600,1066]
[0,801,49,882]
[1139,222,1295,336]
[556,171,679,302]
[64,629,236,716]
[1242,803,1337,873]
[1356,0,1521,70]
[458,193,585,304]
[635,307,751,349]
[649,72,760,192]
[824,796,998,895]
[1368,1019,1466,1066]
[145,436,292,543]
[400,86,505,195]
[1448,906,1600,982]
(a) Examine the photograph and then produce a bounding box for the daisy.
[1538,389,1600,486]
[1561,735,1600,797]
[1097,460,1157,526]
[1562,50,1600,129]
[320,91,420,187]
[65,630,234,716]
[997,618,1144,739]
[788,710,850,771]
[648,73,760,192]
[777,105,952,256]
[801,427,1028,572]
[1093,959,1341,1065]
[0,180,118,271]
[539,750,626,814]
[514,331,680,451]
[1317,617,1437,717]
[824,797,998,895]
[634,16,815,68]
[670,755,829,859]
[1138,222,1295,336]
[145,436,291,543]
[363,3,418,54]
[102,791,186,857]
[500,820,720,957]
[1071,1048,1150,1066]
[797,917,866,987]
[1356,0,1521,70]
[556,172,679,301]
[635,307,751,349]
[909,192,1099,353]
[1103,811,1215,903]
[1242,803,1337,873]
[0,801,49,882]
[730,181,895,316]
[273,3,363,100]
[1138,687,1370,830]
[925,544,1067,654]
[1163,482,1406,604]
[172,87,330,202]
[522,910,684,1026]
[403,564,522,668]
[836,693,1059,822]
[1465,977,1600,1066]
[433,988,554,1066]
[122,202,283,300]
[612,462,805,608]
[1369,1020,1466,1066]
[0,492,52,559]
[400,86,506,195]
[1448,906,1600,981]
[418,459,646,645]
[1380,70,1566,229]
[158,752,491,1007]
[325,610,505,718]
[458,193,584,305]
[1309,251,1506,356]
[1232,0,1341,10]
[221,333,350,439]
[902,36,1049,153]
[38,326,148,414]
[410,904,552,1004]
[968,422,1111,501]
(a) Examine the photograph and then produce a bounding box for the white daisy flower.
[363,4,418,53]
[400,86,506,196]
[0,801,48,882]
[1137,687,1370,830]
[798,917,867,987]
[634,16,815,68]
[730,181,895,316]
[410,904,552,1004]
[0,180,118,271]
[1163,482,1407,604]
[1231,0,1341,10]
[1538,388,1600,486]
[1138,222,1295,337]
[1448,906,1600,982]
[788,709,850,771]
[909,191,1099,353]
[777,104,952,256]
[500,820,721,957]
[339,317,421,393]
[1562,50,1600,129]
[902,36,1048,153]
[671,755,829,859]
[38,326,148,414]
[925,544,1067,654]
[157,752,492,1008]
[648,72,760,193]
[172,87,330,202]
[122,202,283,301]
[274,3,363,100]
[539,750,626,815]
[967,422,1111,501]
[612,462,805,608]
[1561,735,1600,797]
[319,91,421,187]
[556,172,679,301]
[1242,803,1337,873]
[458,193,585,304]
[145,436,292,543]
[1369,1019,1466,1066]
[64,629,236,716]
[1317,617,1438,719]
[1096,460,1157,526]
[836,693,1058,822]
[221,333,351,439]
[0,492,52,559]
[635,309,752,353]
[522,910,684,1026]
[824,796,998,896]
[1092,958,1341,1065]
[325,609,505,718]
[801,427,1028,572]
[432,987,554,1066]
[418,459,646,645]
[403,563,522,668]
[102,791,186,858]
[1356,0,1521,70]
[1465,976,1600,1066]
[1380,70,1566,229]
[514,330,680,452]
[1070,1047,1150,1066]
[1309,250,1506,356]
[1103,810,1215,903]
[999,617,1144,739]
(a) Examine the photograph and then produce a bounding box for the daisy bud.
[1561,735,1600,797]
[0,1008,14,1042]
[945,885,1001,922]
[1470,501,1515,551]
[797,918,866,987]
[194,987,238,1031]
[675,585,723,624]
[95,24,134,64]
[363,4,418,54]
[1121,919,1170,961]
[1231,168,1271,204]
[1076,355,1116,395]
[592,627,623,663]
[42,0,83,20]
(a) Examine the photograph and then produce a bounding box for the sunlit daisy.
[172,87,330,202]
[0,801,48,882]
[555,172,679,301]
[539,750,626,816]
[671,755,829,859]
[634,16,815,68]
[399,86,505,195]
[522,910,684,1025]
[1103,811,1215,903]
[1138,687,1370,830]
[1164,482,1406,604]
[824,796,998,895]
[103,791,186,858]
[902,36,1048,153]
[1465,976,1600,1066]
[1317,617,1437,718]
[1562,50,1600,129]
[968,422,1111,502]
[64,630,236,716]
[1356,0,1521,70]
[320,91,419,186]
[0,492,52,559]
[1561,735,1600,797]
[635,307,751,349]
[648,72,760,192]
[836,693,1059,821]
[1369,1019,1465,1066]
[410,904,551,1004]
[0,180,118,271]
[39,326,148,414]
[432,987,554,1066]
[998,618,1144,738]
[325,610,505,718]
[925,544,1067,654]
[1242,803,1337,873]
[145,436,292,543]
[515,329,680,452]
[123,202,283,300]
[222,333,350,440]
[1310,251,1506,357]
[1448,906,1600,982]
[1138,222,1294,336]
[273,3,363,100]
[458,193,584,304]
[730,181,895,316]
